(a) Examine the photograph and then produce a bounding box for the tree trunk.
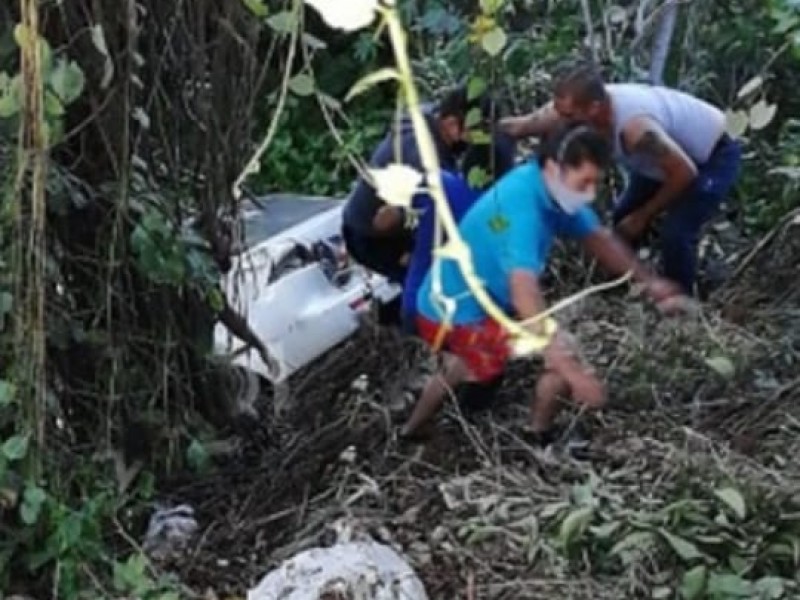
[649,1,679,85]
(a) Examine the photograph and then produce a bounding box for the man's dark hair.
[437,84,497,123]
[552,60,608,105]
[538,123,610,170]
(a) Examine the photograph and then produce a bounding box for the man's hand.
[641,276,697,316]
[643,276,682,304]
[616,209,651,243]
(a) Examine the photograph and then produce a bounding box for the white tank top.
[608,83,725,180]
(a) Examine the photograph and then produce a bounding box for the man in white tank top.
[501,63,742,295]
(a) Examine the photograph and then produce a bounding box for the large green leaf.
[288,73,315,97]
[2,434,29,461]
[714,487,746,520]
[558,507,593,547]
[242,0,268,17]
[659,529,704,562]
[20,485,46,526]
[467,75,487,101]
[267,10,296,34]
[0,380,14,407]
[49,58,85,105]
[706,572,753,597]
[680,565,707,600]
[481,26,507,56]
[0,73,21,118]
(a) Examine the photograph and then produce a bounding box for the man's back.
[607,83,725,179]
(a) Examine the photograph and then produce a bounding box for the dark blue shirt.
[343,107,457,236]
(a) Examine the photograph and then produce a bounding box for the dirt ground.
[165,213,800,599]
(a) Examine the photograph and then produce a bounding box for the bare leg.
[401,353,471,437]
[530,370,569,433]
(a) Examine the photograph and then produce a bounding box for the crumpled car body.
[213,195,400,383]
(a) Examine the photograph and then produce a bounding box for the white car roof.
[239,195,344,251]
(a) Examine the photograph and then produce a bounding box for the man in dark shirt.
[341,85,515,289]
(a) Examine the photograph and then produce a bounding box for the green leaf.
[20,485,46,525]
[660,529,703,562]
[465,107,483,129]
[49,59,85,104]
[736,76,764,100]
[725,109,749,138]
[589,521,621,539]
[652,587,671,599]
[0,380,14,407]
[467,76,487,101]
[267,10,296,34]
[207,288,225,313]
[187,439,210,473]
[480,0,504,15]
[704,355,736,379]
[753,576,785,599]
[0,291,11,315]
[706,572,753,597]
[714,488,746,520]
[481,26,507,56]
[558,507,593,547]
[44,90,64,116]
[242,0,268,17]
[302,33,327,50]
[113,553,151,594]
[610,530,656,556]
[2,434,29,461]
[0,74,22,118]
[749,99,777,131]
[345,67,400,102]
[680,565,707,600]
[288,73,314,97]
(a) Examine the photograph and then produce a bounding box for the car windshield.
[240,195,343,250]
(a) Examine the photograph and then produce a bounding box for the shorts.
[416,315,511,382]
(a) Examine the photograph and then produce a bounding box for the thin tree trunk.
[649,1,679,85]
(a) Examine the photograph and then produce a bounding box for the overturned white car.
[213,195,400,383]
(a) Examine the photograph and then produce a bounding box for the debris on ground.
[162,218,800,599]
[142,504,199,563]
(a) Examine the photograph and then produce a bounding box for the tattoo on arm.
[632,130,671,160]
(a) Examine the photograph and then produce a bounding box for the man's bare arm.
[582,228,683,303]
[622,116,698,221]
[499,102,564,140]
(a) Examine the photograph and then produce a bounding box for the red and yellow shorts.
[416,315,511,382]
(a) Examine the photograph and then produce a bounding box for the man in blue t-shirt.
[402,124,686,448]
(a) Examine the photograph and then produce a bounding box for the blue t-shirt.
[401,171,480,328]
[416,161,601,325]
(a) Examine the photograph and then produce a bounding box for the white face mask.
[546,170,594,214]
